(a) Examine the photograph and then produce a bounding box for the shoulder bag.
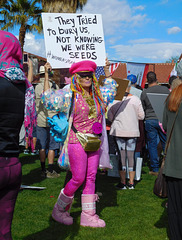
[106,100,124,127]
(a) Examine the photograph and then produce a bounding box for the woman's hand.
[44,62,52,74]
[44,62,52,91]
[28,57,33,69]
[104,58,111,78]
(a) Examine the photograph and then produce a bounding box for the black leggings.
[167,177,182,240]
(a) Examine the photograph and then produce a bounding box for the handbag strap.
[69,92,78,134]
[71,124,78,133]
[68,91,74,119]
[163,103,181,161]
[110,100,124,124]
[110,93,131,124]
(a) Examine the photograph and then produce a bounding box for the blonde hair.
[171,78,182,90]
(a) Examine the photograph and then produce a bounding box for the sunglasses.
[77,72,93,78]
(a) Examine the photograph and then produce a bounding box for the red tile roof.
[23,51,175,86]
[112,62,175,84]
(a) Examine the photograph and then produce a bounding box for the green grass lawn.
[12,154,170,240]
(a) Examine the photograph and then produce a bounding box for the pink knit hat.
[69,60,97,75]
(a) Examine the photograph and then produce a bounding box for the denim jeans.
[135,151,141,161]
[145,119,166,172]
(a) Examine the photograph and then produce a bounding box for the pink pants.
[0,157,22,240]
[64,143,100,197]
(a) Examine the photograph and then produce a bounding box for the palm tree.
[166,56,180,63]
[0,0,43,53]
[42,0,87,13]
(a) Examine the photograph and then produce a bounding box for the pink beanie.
[69,60,97,75]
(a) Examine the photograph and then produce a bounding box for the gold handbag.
[72,125,101,151]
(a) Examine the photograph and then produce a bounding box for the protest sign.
[42,13,106,68]
[99,75,129,101]
[147,93,169,122]
[127,62,149,88]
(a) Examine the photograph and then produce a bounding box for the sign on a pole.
[99,75,129,101]
[127,63,146,86]
[42,13,106,69]
[147,93,169,122]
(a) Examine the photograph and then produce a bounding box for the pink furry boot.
[80,194,106,228]
[52,189,74,225]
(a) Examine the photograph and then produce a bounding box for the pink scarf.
[0,30,37,150]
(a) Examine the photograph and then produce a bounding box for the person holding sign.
[41,59,117,227]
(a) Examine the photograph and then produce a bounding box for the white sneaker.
[24,149,29,154]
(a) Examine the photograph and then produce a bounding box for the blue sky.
[11,0,182,63]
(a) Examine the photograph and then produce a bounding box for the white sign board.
[42,13,106,68]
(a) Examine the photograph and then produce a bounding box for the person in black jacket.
[0,30,36,240]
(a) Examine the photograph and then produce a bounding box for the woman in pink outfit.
[42,60,117,227]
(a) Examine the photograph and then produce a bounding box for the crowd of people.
[1,29,182,240]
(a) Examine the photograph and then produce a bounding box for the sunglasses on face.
[77,72,93,78]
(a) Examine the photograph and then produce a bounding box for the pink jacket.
[108,94,145,137]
